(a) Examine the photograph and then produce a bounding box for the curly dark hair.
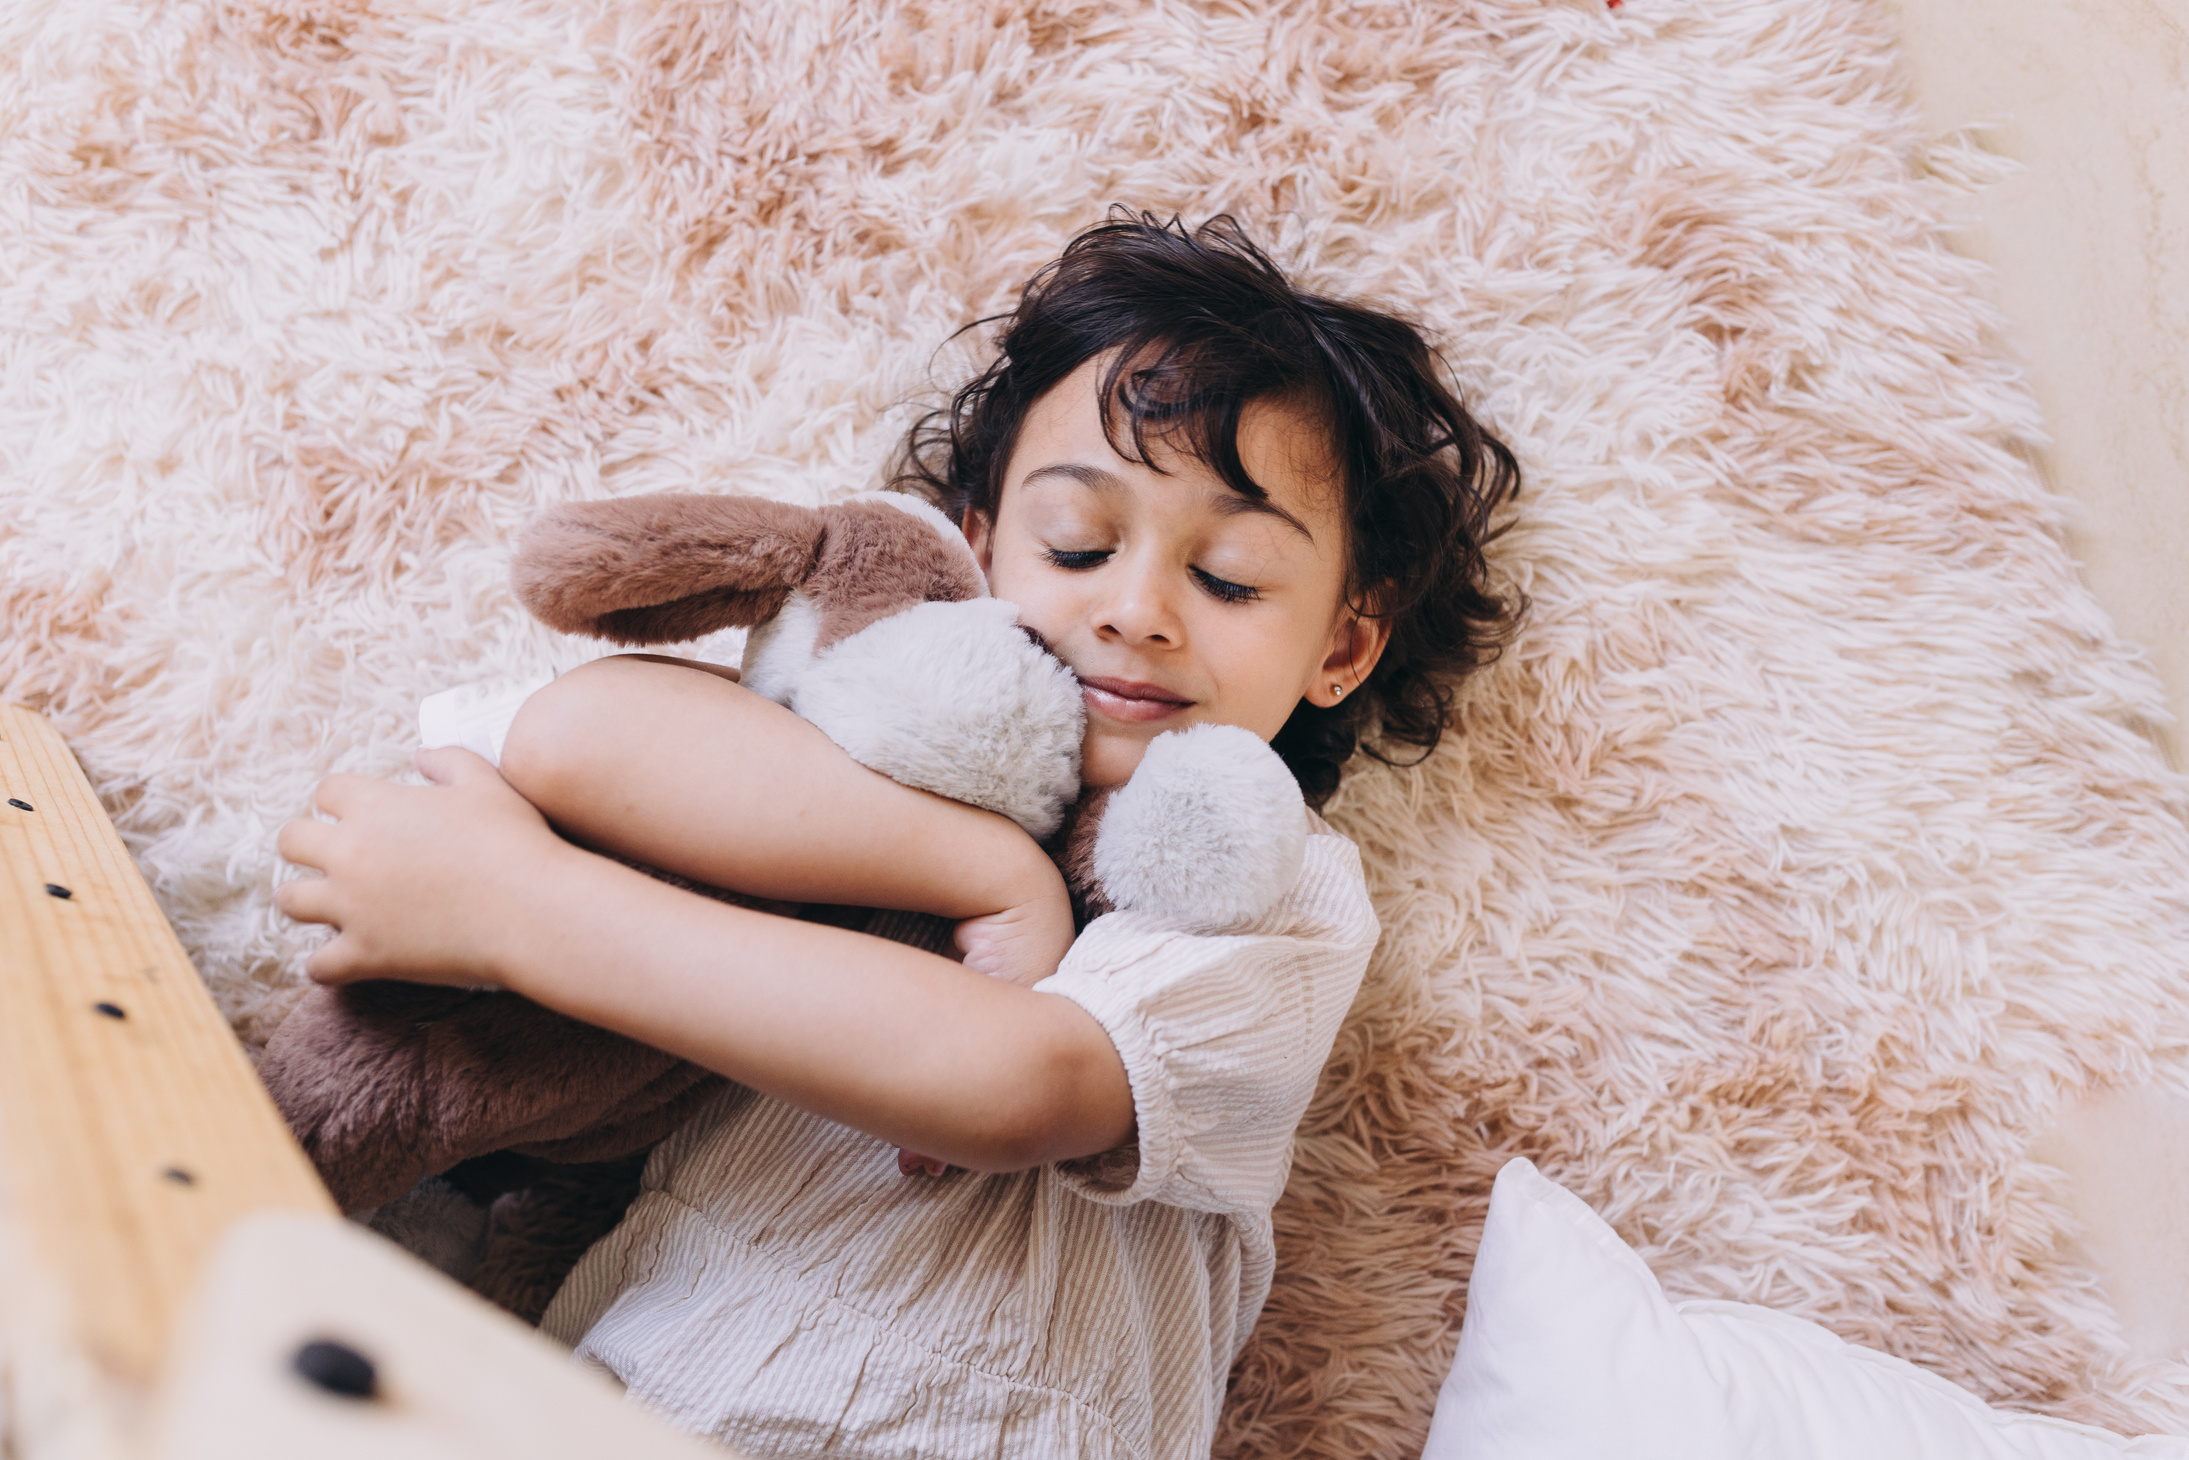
[894,212,1521,806]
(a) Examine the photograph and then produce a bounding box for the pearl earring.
[1330,682,1345,700]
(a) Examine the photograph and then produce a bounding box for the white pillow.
[1424,1159,2189,1459]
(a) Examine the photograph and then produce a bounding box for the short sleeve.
[1034,823,1380,1217]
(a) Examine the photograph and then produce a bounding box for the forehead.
[1009,358,1346,538]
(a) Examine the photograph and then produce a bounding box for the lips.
[1077,675,1194,725]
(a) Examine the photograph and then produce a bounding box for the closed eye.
[1042,548,1260,603]
[1192,567,1260,603]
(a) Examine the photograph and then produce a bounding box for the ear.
[962,509,996,578]
[512,495,826,645]
[1305,590,1393,710]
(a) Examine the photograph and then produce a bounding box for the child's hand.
[274,747,566,988]
[896,1148,951,1177]
[952,892,1074,989]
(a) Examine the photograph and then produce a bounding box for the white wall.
[1889,0,2189,770]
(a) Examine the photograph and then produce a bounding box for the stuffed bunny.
[261,489,1308,1315]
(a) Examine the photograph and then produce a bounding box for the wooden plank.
[0,704,334,1390]
[151,1212,739,1460]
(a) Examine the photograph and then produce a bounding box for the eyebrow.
[1019,462,1316,543]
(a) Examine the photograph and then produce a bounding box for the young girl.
[275,215,1518,1459]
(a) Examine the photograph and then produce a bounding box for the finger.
[275,817,339,871]
[312,774,380,818]
[305,931,366,986]
[273,874,340,928]
[414,744,500,786]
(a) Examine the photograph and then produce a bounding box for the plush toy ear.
[512,494,827,645]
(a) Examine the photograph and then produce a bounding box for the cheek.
[985,551,1073,640]
[982,547,1029,603]
[1078,728,1147,789]
[1207,615,1323,733]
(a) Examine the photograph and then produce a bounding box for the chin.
[1079,736,1153,790]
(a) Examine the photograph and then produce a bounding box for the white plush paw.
[1092,723,1308,928]
[793,598,1084,839]
[417,673,556,767]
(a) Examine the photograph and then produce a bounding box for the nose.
[1092,546,1184,649]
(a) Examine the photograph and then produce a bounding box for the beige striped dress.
[540,818,1379,1458]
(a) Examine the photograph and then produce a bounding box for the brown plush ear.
[512,493,826,645]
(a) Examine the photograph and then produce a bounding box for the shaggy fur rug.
[7,0,2189,1452]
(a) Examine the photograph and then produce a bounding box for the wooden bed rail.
[0,705,728,1459]
[0,704,337,1388]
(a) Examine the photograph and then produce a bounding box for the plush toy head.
[514,490,1086,840]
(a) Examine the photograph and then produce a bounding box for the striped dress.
[540,818,1379,1458]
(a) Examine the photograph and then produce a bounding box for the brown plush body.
[261,979,721,1213]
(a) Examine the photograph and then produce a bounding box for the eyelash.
[1040,548,1261,603]
[1192,567,1260,603]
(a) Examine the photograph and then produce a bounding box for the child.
[275,214,1518,1459]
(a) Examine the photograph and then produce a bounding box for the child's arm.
[274,748,1135,1173]
[497,654,1072,986]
